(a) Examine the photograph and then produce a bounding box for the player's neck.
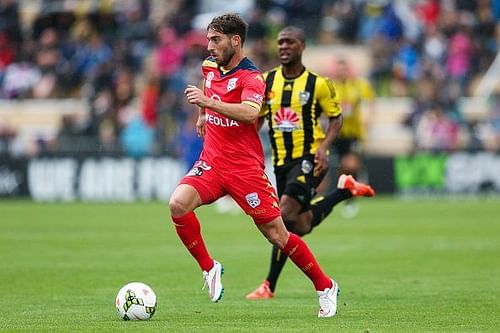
[282,63,305,80]
[220,52,245,72]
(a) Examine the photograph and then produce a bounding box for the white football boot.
[202,260,224,302]
[317,279,340,318]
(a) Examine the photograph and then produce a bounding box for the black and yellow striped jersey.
[259,66,341,167]
[333,77,375,140]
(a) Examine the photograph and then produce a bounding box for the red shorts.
[179,160,281,224]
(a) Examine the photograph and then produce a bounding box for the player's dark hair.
[279,26,306,44]
[207,13,248,45]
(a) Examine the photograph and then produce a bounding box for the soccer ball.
[115,282,157,320]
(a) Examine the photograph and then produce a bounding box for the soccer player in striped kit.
[246,26,375,301]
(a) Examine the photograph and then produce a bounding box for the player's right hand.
[185,84,208,107]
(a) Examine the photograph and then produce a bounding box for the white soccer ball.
[115,282,157,320]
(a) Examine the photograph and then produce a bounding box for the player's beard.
[216,44,235,67]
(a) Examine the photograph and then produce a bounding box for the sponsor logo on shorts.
[245,192,261,208]
[187,167,203,176]
[187,161,212,176]
[193,160,212,170]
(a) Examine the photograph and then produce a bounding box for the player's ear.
[232,34,241,48]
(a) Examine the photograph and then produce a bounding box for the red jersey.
[200,57,266,169]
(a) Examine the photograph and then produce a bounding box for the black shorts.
[274,155,327,212]
[333,138,360,158]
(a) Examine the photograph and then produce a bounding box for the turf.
[1,197,499,332]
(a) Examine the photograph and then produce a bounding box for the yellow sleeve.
[358,78,376,101]
[258,71,269,118]
[318,77,342,118]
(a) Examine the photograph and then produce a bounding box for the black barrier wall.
[1,154,499,201]
[1,157,184,201]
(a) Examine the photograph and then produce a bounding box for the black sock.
[310,189,352,229]
[265,220,295,293]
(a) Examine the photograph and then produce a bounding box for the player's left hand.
[197,112,206,139]
[185,85,208,107]
[314,146,329,175]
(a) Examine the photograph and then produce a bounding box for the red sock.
[171,212,214,272]
[282,233,333,291]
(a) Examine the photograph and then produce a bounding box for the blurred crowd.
[0,0,499,159]
[325,0,500,152]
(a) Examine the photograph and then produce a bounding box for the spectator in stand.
[33,28,61,98]
[493,0,500,20]
[479,91,500,152]
[330,0,360,43]
[358,1,387,42]
[0,33,16,84]
[415,0,441,28]
[153,27,185,90]
[0,0,22,45]
[74,33,113,81]
[141,75,160,127]
[422,25,447,65]
[1,0,499,160]
[2,53,41,99]
[446,23,474,94]
[121,111,154,158]
[415,102,461,152]
[391,38,421,96]
[0,123,17,157]
[176,111,203,172]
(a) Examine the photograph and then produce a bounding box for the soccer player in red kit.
[168,13,339,318]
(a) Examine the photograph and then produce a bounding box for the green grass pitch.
[1,197,499,332]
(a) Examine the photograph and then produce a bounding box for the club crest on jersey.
[206,72,214,88]
[227,78,238,91]
[298,91,310,105]
[273,107,300,132]
[245,192,261,208]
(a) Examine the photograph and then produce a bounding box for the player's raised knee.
[169,184,201,217]
[168,193,190,217]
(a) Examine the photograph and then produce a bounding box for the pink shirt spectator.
[154,28,185,76]
[446,32,473,78]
